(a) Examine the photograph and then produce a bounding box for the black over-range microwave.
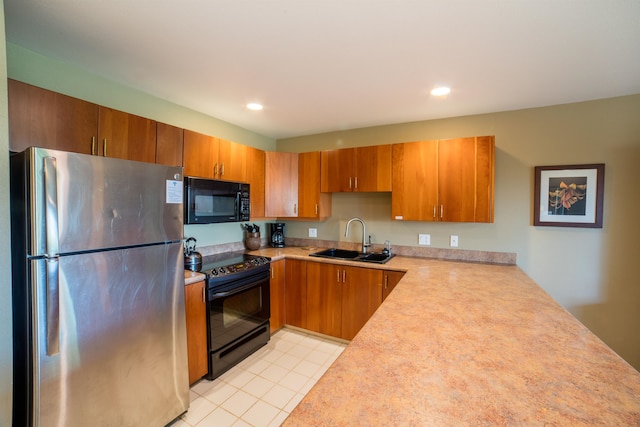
[184,177,250,224]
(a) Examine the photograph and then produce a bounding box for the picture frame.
[534,163,605,228]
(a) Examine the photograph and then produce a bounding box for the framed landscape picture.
[534,164,605,228]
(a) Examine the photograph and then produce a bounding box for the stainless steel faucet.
[344,217,370,253]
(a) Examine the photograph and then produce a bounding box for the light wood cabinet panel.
[8,79,99,154]
[246,146,266,219]
[340,266,383,340]
[306,262,342,337]
[297,151,332,220]
[97,107,157,162]
[392,140,439,221]
[218,138,247,182]
[183,130,218,178]
[321,145,392,192]
[265,151,299,217]
[270,259,286,334]
[382,270,405,301]
[156,122,183,167]
[185,280,208,384]
[284,259,308,329]
[392,136,495,223]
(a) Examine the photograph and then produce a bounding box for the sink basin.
[309,248,395,264]
[309,248,361,260]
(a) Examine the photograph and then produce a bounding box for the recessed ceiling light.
[247,102,263,111]
[430,87,451,97]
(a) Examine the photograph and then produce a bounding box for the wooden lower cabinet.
[382,270,406,301]
[306,262,383,340]
[284,259,308,329]
[270,259,285,334]
[184,280,208,384]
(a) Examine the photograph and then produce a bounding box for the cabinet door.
[265,151,299,217]
[183,130,218,178]
[8,79,99,154]
[284,259,307,329]
[340,266,383,340]
[475,136,495,223]
[321,149,354,192]
[306,262,342,338]
[156,122,183,167]
[185,280,208,384]
[354,145,392,192]
[298,151,332,219]
[98,107,157,162]
[270,259,286,334]
[382,270,405,301]
[218,138,246,182]
[438,137,478,223]
[391,140,439,221]
[246,146,266,219]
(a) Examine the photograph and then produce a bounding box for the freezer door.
[19,147,183,255]
[30,243,189,426]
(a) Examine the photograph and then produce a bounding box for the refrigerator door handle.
[45,257,60,355]
[44,156,61,355]
[43,156,60,257]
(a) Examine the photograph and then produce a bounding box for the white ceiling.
[5,1,640,139]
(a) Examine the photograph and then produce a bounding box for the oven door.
[208,270,271,353]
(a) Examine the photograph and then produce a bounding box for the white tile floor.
[170,328,346,427]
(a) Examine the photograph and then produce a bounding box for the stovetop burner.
[200,251,270,283]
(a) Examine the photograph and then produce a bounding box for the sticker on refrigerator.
[166,180,183,204]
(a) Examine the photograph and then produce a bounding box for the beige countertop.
[184,269,205,285]
[247,247,640,425]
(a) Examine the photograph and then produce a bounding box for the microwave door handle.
[43,156,61,355]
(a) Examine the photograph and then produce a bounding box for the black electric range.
[200,251,271,288]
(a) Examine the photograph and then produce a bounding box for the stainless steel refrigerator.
[10,147,189,426]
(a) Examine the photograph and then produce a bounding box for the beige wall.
[278,95,640,370]
[0,0,14,424]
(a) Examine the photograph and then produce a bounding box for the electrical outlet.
[450,235,459,247]
[418,234,430,246]
[309,228,318,238]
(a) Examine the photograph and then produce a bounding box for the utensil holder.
[245,232,261,250]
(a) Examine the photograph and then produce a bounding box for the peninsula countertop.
[248,247,640,425]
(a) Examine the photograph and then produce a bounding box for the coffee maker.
[270,223,286,248]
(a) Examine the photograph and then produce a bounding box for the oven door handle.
[209,281,262,299]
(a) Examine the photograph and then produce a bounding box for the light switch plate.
[418,234,430,246]
[309,228,318,238]
[450,235,459,247]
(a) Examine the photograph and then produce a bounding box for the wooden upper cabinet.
[183,129,217,178]
[321,145,392,192]
[156,122,184,167]
[392,136,495,223]
[98,107,157,162]
[297,151,332,220]
[392,140,439,221]
[246,146,266,219]
[265,151,299,217]
[8,79,99,154]
[217,138,247,182]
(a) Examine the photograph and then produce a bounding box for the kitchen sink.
[309,248,395,264]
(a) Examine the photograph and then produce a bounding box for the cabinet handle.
[315,204,318,215]
[271,267,275,279]
[433,205,436,219]
[213,163,218,177]
[354,176,358,189]
[337,270,341,283]
[440,205,444,219]
[384,274,388,290]
[91,137,96,155]
[342,270,346,283]
[221,163,225,176]
[202,286,205,303]
[103,139,107,157]
[349,177,352,189]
